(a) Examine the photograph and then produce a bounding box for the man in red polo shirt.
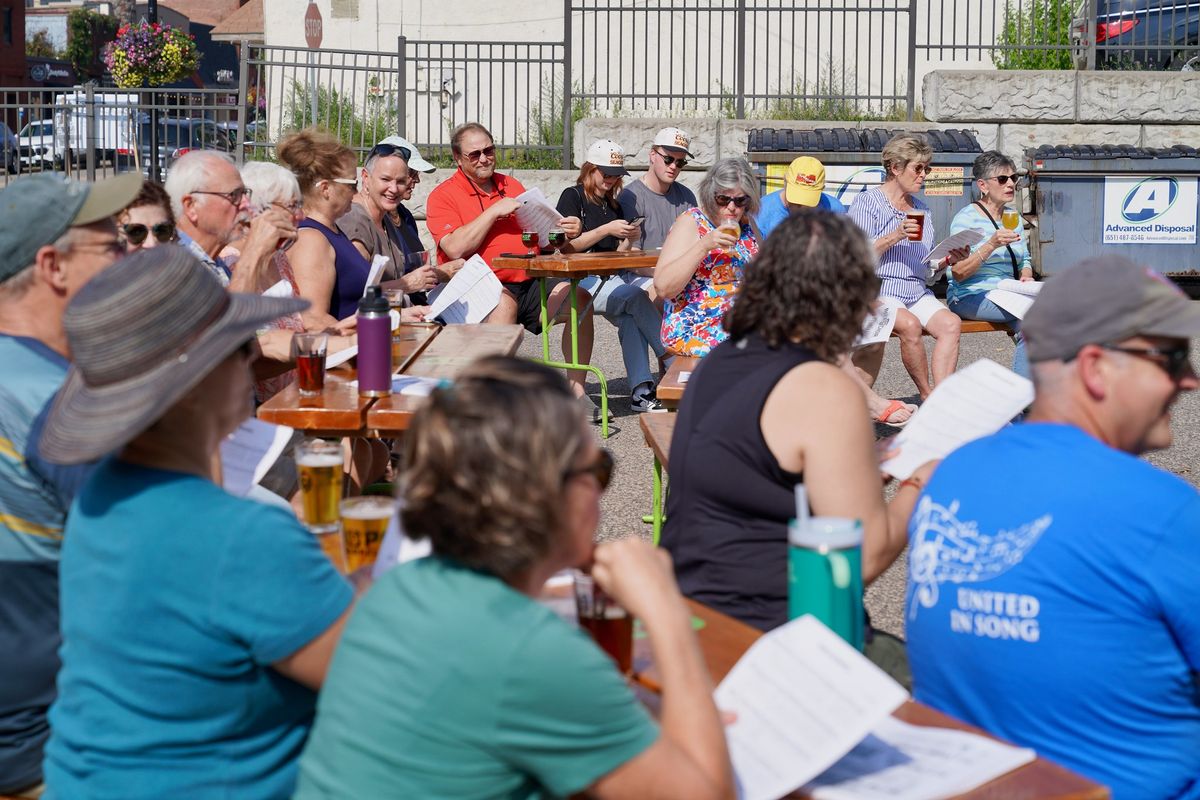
[427,123,602,417]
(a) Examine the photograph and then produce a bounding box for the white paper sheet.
[994,278,1042,297]
[881,359,1033,480]
[514,187,566,247]
[678,370,692,384]
[325,343,358,369]
[262,279,294,299]
[983,289,1035,320]
[925,229,984,266]
[855,297,905,347]
[805,716,1036,800]
[427,254,502,324]
[219,418,293,497]
[348,375,442,396]
[372,508,432,579]
[363,254,390,294]
[716,615,909,800]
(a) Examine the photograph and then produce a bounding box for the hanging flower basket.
[103,23,201,88]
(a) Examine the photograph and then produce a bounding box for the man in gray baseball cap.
[0,171,141,796]
[903,255,1200,798]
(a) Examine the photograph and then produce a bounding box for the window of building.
[2,8,12,46]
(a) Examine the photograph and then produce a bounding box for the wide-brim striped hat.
[39,245,309,464]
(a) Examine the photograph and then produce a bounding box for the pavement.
[522,313,1200,640]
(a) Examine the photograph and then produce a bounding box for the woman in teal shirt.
[948,150,1033,375]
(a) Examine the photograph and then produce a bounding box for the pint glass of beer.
[905,210,925,241]
[295,438,343,539]
[573,573,634,674]
[292,333,329,397]
[340,496,395,573]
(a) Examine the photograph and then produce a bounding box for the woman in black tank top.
[660,210,938,631]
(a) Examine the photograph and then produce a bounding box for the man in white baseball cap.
[619,126,697,251]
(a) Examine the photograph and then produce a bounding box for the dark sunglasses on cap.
[564,448,614,491]
[121,222,176,246]
[367,142,412,162]
[1099,342,1193,381]
[714,193,751,208]
[654,150,688,168]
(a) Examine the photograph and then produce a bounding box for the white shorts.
[905,293,949,328]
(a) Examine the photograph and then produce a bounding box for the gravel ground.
[522,313,1200,640]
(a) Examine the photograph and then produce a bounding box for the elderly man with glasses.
[904,256,1200,800]
[619,126,698,251]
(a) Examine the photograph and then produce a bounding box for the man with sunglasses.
[619,127,697,251]
[904,256,1200,799]
[0,172,142,797]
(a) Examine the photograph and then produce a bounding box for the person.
[116,180,176,252]
[655,157,760,358]
[905,255,1200,798]
[0,172,140,799]
[619,126,698,251]
[294,356,732,799]
[374,135,452,277]
[660,210,936,633]
[38,246,354,798]
[165,150,296,294]
[848,133,968,399]
[947,150,1033,376]
[557,139,668,412]
[426,122,601,416]
[755,155,846,240]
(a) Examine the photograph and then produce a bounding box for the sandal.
[874,399,916,428]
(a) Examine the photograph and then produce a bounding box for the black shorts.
[502,278,563,334]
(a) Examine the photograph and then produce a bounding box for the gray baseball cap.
[0,172,143,284]
[1023,255,1200,362]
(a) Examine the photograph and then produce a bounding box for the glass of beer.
[573,573,634,675]
[547,227,567,257]
[1001,207,1021,230]
[905,210,925,241]
[521,230,538,256]
[340,496,394,573]
[717,218,740,254]
[295,438,343,542]
[291,332,328,397]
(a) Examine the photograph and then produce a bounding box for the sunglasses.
[989,174,1020,185]
[565,448,614,491]
[909,163,932,175]
[121,222,175,246]
[654,150,688,168]
[1100,343,1193,381]
[367,142,412,162]
[192,187,251,206]
[714,193,751,208]
[328,177,358,186]
[462,145,496,162]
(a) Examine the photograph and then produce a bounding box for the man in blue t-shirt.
[755,155,847,241]
[0,172,140,795]
[906,255,1200,799]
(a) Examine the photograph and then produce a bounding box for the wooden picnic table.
[657,355,699,409]
[256,323,523,437]
[631,600,1110,800]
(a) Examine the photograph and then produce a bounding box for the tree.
[26,30,60,59]
[993,0,1075,70]
[66,8,120,81]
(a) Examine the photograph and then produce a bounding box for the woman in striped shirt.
[848,133,969,399]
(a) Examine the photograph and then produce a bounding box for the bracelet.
[898,475,926,493]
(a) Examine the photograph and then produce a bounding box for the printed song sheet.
[715,616,909,800]
[427,255,502,324]
[363,255,390,294]
[220,418,293,497]
[985,280,1043,320]
[881,359,1033,480]
[855,297,905,347]
[804,716,1036,800]
[325,343,357,370]
[514,187,565,247]
[925,229,984,266]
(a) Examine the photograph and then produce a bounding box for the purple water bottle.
[357,285,392,397]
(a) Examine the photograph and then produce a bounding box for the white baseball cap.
[652,127,693,157]
[377,136,437,173]
[584,139,630,177]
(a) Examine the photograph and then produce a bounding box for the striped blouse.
[847,186,933,306]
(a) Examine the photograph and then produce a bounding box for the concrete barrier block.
[1078,72,1200,122]
[1142,125,1200,149]
[998,123,1143,167]
[924,70,1076,123]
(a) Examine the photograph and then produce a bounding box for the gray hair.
[240,160,301,207]
[697,158,761,223]
[164,150,236,218]
[0,227,77,301]
[972,150,1016,182]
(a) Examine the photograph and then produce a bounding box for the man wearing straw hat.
[0,171,141,798]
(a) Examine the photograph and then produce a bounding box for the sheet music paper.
[983,289,1035,319]
[219,418,294,497]
[363,255,390,294]
[995,278,1042,297]
[514,187,566,247]
[426,254,502,324]
[805,716,1036,800]
[881,359,1033,480]
[347,375,441,396]
[325,343,358,369]
[855,297,905,347]
[925,229,984,266]
[715,615,909,800]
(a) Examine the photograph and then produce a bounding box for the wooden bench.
[639,413,676,544]
[891,318,1013,337]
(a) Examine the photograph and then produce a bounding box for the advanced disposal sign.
[1103,176,1198,244]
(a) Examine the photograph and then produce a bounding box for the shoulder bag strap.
[973,200,1021,280]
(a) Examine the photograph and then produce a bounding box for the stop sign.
[304,1,323,49]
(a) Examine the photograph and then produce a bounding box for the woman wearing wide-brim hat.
[38,245,355,798]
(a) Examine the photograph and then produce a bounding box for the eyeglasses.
[1100,343,1193,381]
[71,239,126,258]
[909,163,932,175]
[564,448,614,491]
[121,222,175,246]
[192,187,252,206]
[367,142,412,162]
[461,145,496,162]
[714,193,751,208]
[989,174,1019,185]
[271,200,304,216]
[654,150,688,168]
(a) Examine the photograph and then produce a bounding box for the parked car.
[116,117,235,177]
[16,119,59,170]
[0,123,17,174]
[1074,0,1200,69]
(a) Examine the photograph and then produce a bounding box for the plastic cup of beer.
[291,332,328,397]
[340,496,395,573]
[295,437,343,547]
[573,572,634,675]
[1001,207,1021,230]
[905,210,925,241]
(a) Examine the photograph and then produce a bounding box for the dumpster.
[745,127,983,247]
[1027,145,1200,278]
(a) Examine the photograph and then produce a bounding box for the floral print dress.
[660,207,758,357]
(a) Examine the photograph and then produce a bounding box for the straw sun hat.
[39,245,308,465]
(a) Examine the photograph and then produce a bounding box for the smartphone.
[630,216,646,225]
